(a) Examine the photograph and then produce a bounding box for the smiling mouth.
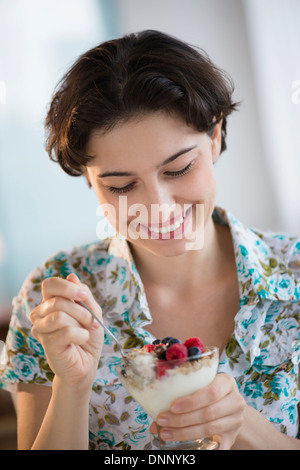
[139,206,192,238]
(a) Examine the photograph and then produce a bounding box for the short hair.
[45,30,239,178]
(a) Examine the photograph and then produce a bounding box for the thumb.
[67,272,82,286]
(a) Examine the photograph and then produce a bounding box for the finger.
[32,311,88,341]
[31,297,94,330]
[41,325,90,351]
[159,411,243,444]
[157,391,243,429]
[170,373,236,414]
[41,276,87,302]
[67,273,103,321]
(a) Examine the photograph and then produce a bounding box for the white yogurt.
[119,351,218,420]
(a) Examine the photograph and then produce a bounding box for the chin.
[129,234,204,258]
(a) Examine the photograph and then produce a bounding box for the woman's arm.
[232,404,300,450]
[17,274,104,450]
[17,384,52,449]
[17,380,91,450]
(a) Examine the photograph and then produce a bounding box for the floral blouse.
[1,207,300,449]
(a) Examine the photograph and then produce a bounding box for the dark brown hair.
[45,30,238,178]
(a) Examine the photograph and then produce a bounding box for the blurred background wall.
[0,0,299,323]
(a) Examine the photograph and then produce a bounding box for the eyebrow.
[97,145,198,178]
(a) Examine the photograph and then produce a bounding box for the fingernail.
[157,416,169,426]
[160,429,172,440]
[77,289,87,300]
[171,402,182,412]
[92,318,100,329]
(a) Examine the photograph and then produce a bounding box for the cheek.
[186,165,216,200]
[92,185,119,227]
[93,188,133,236]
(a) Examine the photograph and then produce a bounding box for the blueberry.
[152,339,161,345]
[157,350,167,360]
[155,345,167,360]
[162,337,182,347]
[161,337,173,344]
[188,346,202,358]
[168,338,182,347]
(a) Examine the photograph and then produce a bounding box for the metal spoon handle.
[79,301,124,357]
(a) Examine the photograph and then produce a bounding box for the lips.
[147,214,185,235]
[139,206,192,239]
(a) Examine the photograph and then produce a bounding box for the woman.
[1,30,300,450]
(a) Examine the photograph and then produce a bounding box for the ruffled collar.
[217,208,300,302]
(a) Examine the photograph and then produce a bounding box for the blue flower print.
[11,354,38,381]
[244,381,264,399]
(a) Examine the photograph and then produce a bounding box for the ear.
[211,119,223,163]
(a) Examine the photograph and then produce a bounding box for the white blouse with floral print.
[1,207,300,449]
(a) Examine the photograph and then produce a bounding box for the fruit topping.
[187,346,202,358]
[154,344,167,359]
[152,339,161,345]
[184,337,205,353]
[161,337,172,344]
[147,336,205,368]
[142,344,156,353]
[165,343,188,363]
[156,360,171,377]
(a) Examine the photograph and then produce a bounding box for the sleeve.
[0,263,54,392]
[0,247,84,392]
[0,240,110,392]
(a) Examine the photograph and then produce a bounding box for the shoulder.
[252,227,300,265]
[13,238,114,317]
[225,208,300,301]
[250,227,300,294]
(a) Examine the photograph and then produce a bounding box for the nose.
[141,181,180,225]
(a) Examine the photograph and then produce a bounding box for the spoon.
[79,301,126,360]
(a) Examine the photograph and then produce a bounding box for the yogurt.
[118,344,219,420]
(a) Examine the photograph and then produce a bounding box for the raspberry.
[184,337,204,353]
[166,343,188,363]
[156,360,171,378]
[143,344,155,352]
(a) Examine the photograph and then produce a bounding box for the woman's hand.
[150,373,246,450]
[30,273,104,392]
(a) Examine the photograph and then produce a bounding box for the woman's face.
[86,112,222,258]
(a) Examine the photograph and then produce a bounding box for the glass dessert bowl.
[117,336,219,450]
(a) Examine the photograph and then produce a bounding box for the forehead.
[86,112,203,169]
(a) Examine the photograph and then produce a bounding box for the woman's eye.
[165,161,194,178]
[107,182,136,194]
[106,161,194,194]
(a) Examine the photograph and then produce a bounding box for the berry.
[161,337,182,348]
[161,337,173,344]
[143,344,155,353]
[168,338,182,346]
[152,339,161,345]
[153,343,167,359]
[157,360,171,378]
[166,343,188,363]
[187,346,202,358]
[184,337,205,353]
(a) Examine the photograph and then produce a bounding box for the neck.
[129,217,228,292]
